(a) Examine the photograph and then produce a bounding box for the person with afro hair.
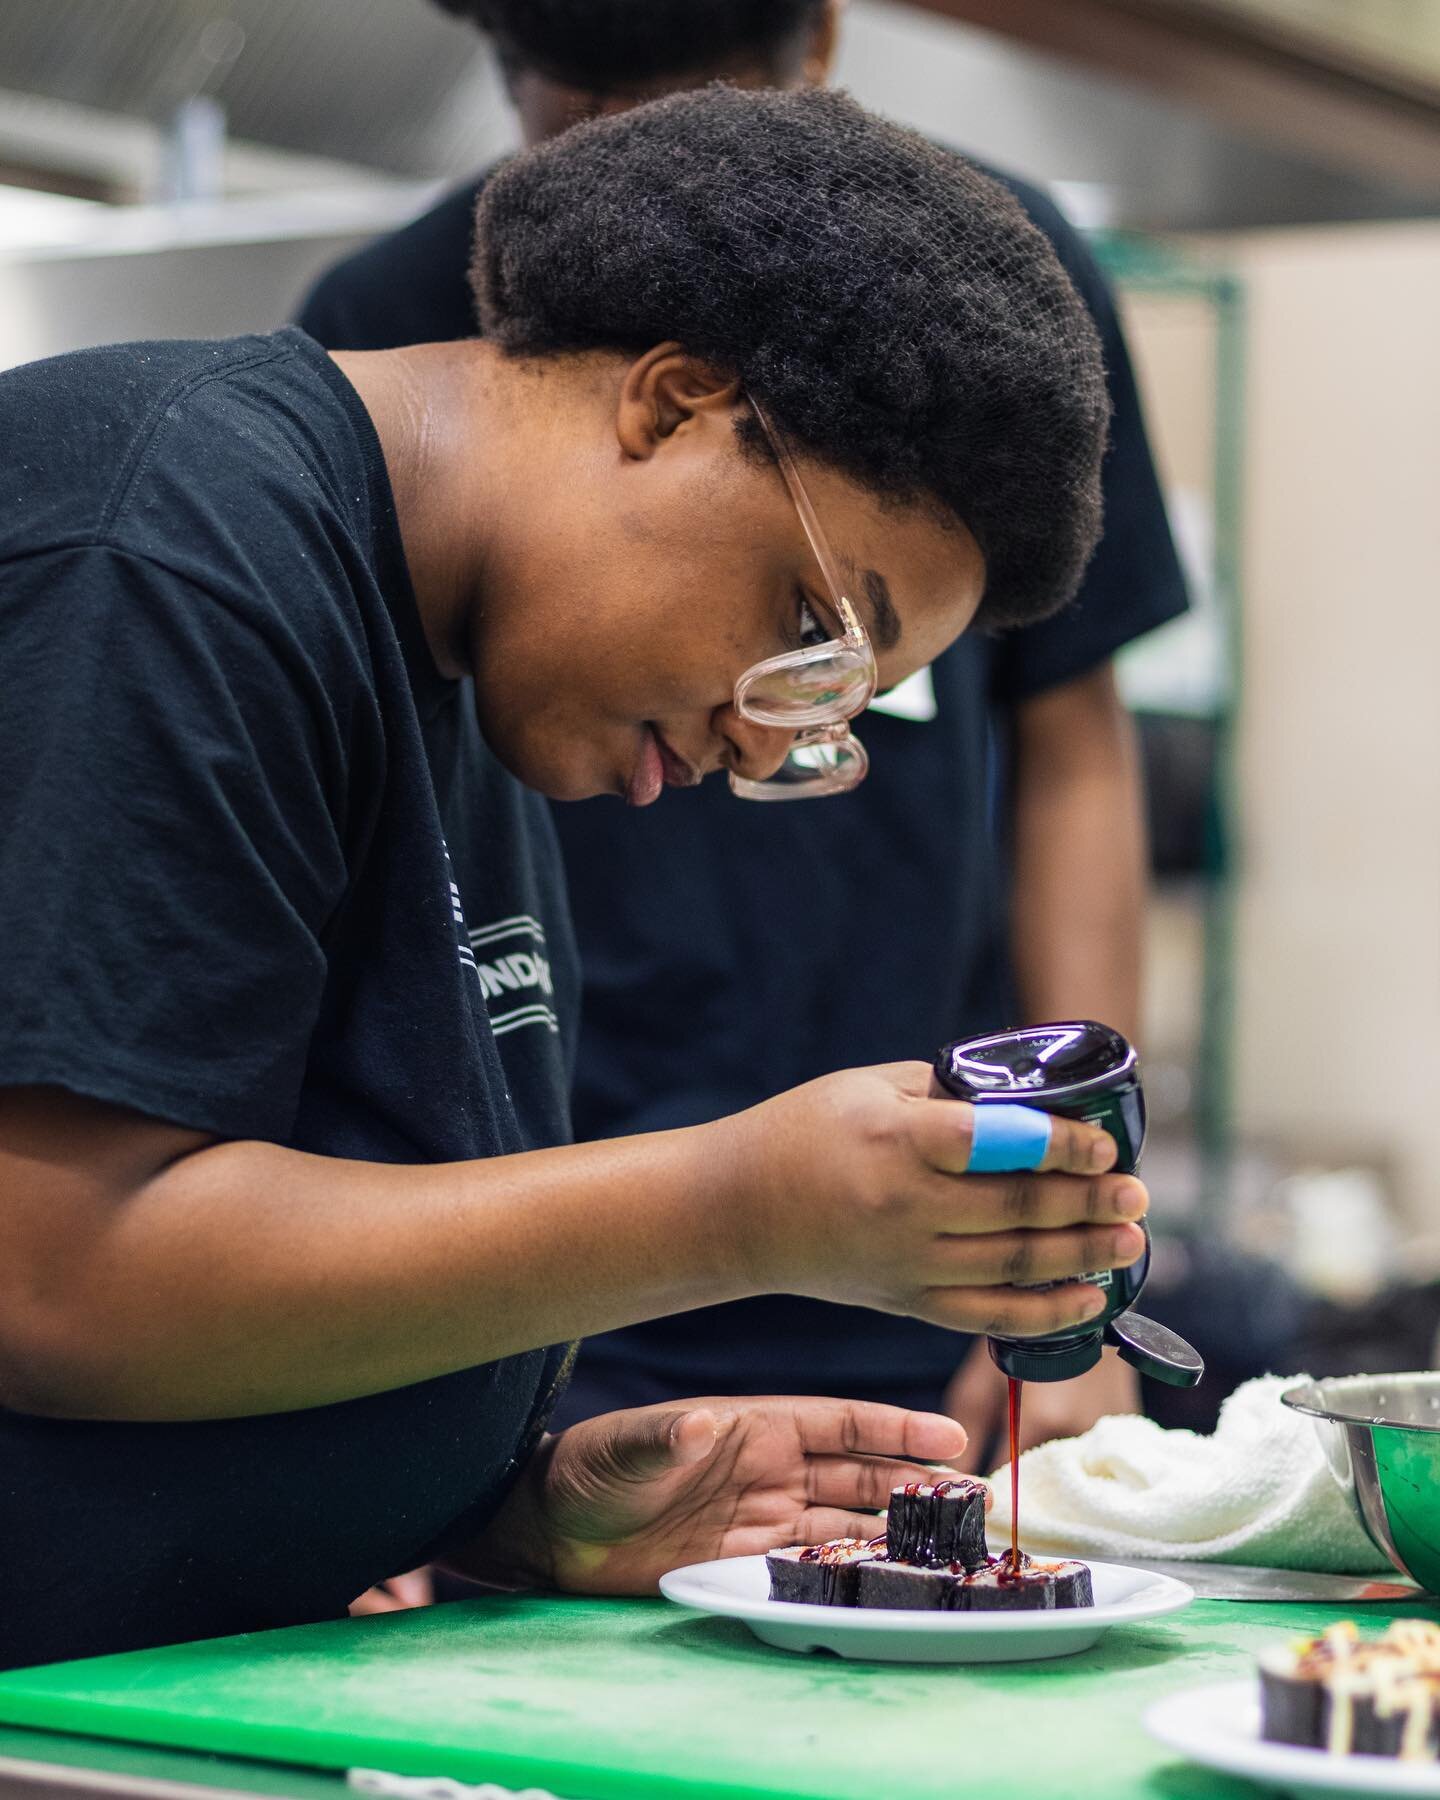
[0,86,1135,1668]
[299,0,1189,1479]
[445,0,832,92]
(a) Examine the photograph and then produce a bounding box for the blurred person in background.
[302,0,1188,1471]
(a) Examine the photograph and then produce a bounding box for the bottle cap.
[987,1330,1103,1384]
[1106,1312,1205,1387]
[935,1021,1137,1107]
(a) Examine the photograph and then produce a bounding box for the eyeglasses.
[729,398,877,801]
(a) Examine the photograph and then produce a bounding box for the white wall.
[1223,222,1440,1218]
[1109,226,1440,1221]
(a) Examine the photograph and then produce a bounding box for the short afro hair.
[473,87,1109,629]
[433,0,826,87]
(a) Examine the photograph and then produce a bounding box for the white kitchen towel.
[987,1373,1391,1572]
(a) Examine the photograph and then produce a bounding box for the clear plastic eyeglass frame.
[729,398,878,801]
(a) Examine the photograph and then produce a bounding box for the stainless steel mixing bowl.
[1283,1374,1440,1594]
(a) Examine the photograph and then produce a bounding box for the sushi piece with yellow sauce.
[1260,1620,1440,1761]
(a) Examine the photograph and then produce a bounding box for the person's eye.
[795,590,832,650]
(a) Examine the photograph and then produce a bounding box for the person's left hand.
[944,1342,1140,1474]
[448,1397,969,1596]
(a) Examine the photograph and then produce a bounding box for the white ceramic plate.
[1146,1681,1440,1796]
[658,1553,1191,1664]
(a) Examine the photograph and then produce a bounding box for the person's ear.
[802,0,844,86]
[615,344,742,460]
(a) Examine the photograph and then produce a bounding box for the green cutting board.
[0,1592,1434,1800]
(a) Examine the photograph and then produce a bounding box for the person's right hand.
[713,1061,1146,1337]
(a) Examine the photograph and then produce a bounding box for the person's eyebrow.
[862,567,902,651]
[826,552,901,651]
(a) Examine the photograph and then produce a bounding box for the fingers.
[578,1405,720,1485]
[926,1221,1146,1288]
[803,1454,965,1513]
[948,1438,986,1477]
[758,1397,968,1464]
[909,1096,1117,1180]
[921,1165,1149,1237]
[669,1408,722,1467]
[781,1487,994,1550]
[916,1280,1115,1338]
[1036,1111,1119,1176]
[786,1506,903,1546]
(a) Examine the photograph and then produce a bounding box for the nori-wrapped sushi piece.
[1261,1651,1415,1757]
[856,1551,1093,1613]
[1044,1559,1094,1609]
[1344,1695,1421,1760]
[957,1554,1094,1612]
[766,1537,886,1606]
[1259,1645,1327,1750]
[856,1560,964,1612]
[885,1478,988,1569]
[1259,1622,1440,1761]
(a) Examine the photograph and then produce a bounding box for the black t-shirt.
[299,160,1187,1394]
[0,328,579,1667]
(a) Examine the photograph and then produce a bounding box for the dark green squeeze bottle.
[932,1021,1204,1387]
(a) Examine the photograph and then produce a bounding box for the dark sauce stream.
[1001,1375,1023,1582]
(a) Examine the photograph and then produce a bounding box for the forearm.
[1,1067,1145,1429]
[2,1104,748,1424]
[1009,664,1146,1042]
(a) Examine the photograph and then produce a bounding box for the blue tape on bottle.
[966,1103,1053,1173]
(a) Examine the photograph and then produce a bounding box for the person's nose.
[717,708,796,784]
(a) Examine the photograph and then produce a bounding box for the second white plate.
[1146,1681,1440,1797]
[659,1553,1192,1664]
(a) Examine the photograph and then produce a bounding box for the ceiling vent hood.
[0,0,495,178]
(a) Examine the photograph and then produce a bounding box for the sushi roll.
[856,1552,1094,1613]
[1259,1642,1328,1751]
[1259,1621,1440,1761]
[956,1554,1094,1612]
[766,1537,886,1606]
[1044,1558,1094,1610]
[856,1560,965,1612]
[885,1478,988,1569]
